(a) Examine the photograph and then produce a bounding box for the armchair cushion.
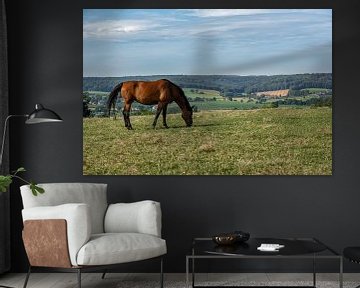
[22,203,91,266]
[20,183,108,234]
[76,233,167,266]
[104,200,162,237]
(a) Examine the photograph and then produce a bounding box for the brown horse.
[107,79,193,130]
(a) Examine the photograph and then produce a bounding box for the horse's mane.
[162,79,192,111]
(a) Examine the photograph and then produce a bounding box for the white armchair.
[20,183,166,288]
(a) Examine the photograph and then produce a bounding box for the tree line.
[83,73,332,97]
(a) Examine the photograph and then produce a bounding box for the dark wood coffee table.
[186,237,342,288]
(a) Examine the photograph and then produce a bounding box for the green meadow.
[83,107,332,175]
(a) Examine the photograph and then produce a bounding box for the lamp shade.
[25,104,63,124]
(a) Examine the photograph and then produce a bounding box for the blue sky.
[83,9,332,76]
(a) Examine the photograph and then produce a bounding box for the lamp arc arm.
[0,114,28,169]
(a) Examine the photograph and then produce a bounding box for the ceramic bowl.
[212,233,238,245]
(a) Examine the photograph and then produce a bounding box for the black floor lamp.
[0,103,62,288]
[0,103,63,167]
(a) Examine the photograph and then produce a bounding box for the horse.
[107,79,193,130]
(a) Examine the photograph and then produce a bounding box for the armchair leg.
[101,270,107,279]
[160,257,164,288]
[77,268,81,288]
[23,266,31,288]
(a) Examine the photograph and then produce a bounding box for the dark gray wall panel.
[5,0,360,272]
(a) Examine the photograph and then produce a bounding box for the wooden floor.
[0,273,359,288]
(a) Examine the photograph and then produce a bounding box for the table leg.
[192,257,195,288]
[186,257,189,288]
[339,257,343,288]
[313,254,316,287]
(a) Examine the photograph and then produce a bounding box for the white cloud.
[188,9,273,17]
[187,9,331,18]
[83,20,161,39]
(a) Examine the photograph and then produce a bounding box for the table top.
[190,237,340,258]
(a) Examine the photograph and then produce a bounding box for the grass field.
[83,107,332,175]
[190,100,260,110]
[183,88,224,100]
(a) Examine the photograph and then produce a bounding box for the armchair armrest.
[104,200,162,237]
[23,219,71,268]
[22,203,91,266]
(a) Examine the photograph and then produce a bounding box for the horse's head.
[182,107,193,127]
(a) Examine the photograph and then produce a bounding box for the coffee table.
[186,237,343,288]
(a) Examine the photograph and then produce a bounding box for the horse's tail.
[107,83,123,117]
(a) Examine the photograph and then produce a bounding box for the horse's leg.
[123,103,133,130]
[113,102,117,120]
[162,104,169,128]
[122,110,129,128]
[152,103,163,129]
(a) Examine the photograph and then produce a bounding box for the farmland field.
[83,107,332,175]
[183,88,224,100]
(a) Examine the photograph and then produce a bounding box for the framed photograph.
[83,9,332,175]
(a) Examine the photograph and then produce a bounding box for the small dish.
[212,233,237,245]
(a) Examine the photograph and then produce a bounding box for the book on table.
[257,243,285,251]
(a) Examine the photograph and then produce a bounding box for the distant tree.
[83,73,332,98]
[83,93,91,117]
